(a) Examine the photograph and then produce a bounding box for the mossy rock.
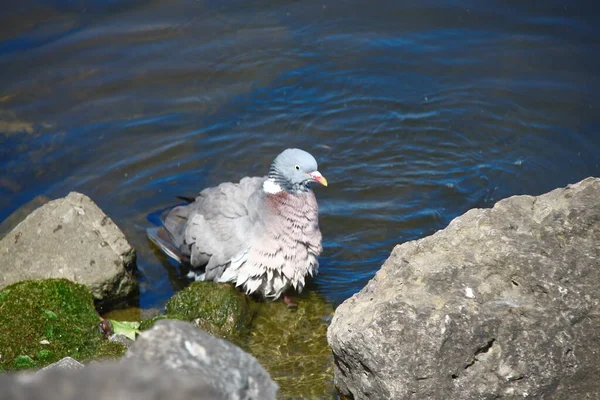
[0,279,126,371]
[140,282,335,398]
[163,281,257,343]
[246,291,335,399]
[139,314,168,331]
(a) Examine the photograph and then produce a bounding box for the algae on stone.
[163,281,256,343]
[101,306,162,323]
[247,291,335,399]
[139,314,168,331]
[0,279,126,371]
[138,281,335,398]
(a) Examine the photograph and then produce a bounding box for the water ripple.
[0,0,598,308]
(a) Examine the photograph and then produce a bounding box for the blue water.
[1,0,599,308]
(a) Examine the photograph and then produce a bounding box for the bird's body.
[147,149,327,300]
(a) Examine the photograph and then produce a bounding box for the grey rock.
[125,319,278,400]
[0,195,50,238]
[39,357,84,373]
[109,334,135,348]
[328,177,600,400]
[0,361,222,400]
[0,192,137,307]
[0,319,274,400]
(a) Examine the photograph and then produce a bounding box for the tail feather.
[147,227,185,264]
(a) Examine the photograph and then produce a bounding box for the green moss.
[13,355,35,369]
[139,281,335,398]
[164,281,257,343]
[95,340,130,361]
[246,291,335,399]
[36,349,53,363]
[139,314,168,331]
[0,279,126,371]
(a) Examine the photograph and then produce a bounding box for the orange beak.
[309,171,328,187]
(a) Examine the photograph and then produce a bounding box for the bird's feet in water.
[283,295,298,309]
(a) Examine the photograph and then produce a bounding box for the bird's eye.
[294,165,300,171]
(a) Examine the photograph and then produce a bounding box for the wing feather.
[163,176,265,277]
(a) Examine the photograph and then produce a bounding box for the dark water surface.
[1,0,599,308]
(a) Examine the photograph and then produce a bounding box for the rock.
[38,357,84,372]
[0,279,127,371]
[0,192,137,307]
[101,306,162,322]
[0,195,50,238]
[163,281,256,344]
[137,285,335,398]
[125,319,278,400]
[109,334,135,349]
[328,177,600,400]
[247,290,335,398]
[0,361,221,400]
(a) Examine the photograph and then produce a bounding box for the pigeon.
[147,148,327,302]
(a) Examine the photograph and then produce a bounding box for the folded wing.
[157,176,265,280]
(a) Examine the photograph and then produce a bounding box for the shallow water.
[1,0,599,310]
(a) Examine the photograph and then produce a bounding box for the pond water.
[1,0,599,309]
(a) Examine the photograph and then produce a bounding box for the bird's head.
[267,148,328,193]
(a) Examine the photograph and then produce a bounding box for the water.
[1,0,599,309]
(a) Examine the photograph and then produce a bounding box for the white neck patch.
[263,178,283,194]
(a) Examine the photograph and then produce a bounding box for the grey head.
[267,148,328,193]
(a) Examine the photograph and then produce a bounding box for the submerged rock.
[125,319,278,400]
[0,192,137,308]
[328,177,600,399]
[247,290,335,398]
[0,279,126,371]
[138,282,334,397]
[101,306,162,322]
[0,109,35,136]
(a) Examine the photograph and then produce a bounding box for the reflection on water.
[1,0,599,310]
